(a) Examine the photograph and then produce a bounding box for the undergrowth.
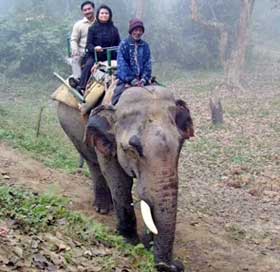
[0,185,155,271]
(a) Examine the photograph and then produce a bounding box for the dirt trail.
[0,142,279,272]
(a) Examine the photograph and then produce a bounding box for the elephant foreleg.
[96,152,139,245]
[87,162,113,214]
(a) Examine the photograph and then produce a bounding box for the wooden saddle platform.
[51,60,117,114]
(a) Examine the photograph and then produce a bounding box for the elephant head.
[85,86,194,271]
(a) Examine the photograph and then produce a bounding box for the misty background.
[0,0,280,78]
[1,2,280,272]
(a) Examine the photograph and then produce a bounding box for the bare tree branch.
[191,0,229,67]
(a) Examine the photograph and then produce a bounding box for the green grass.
[0,124,79,173]
[0,76,81,173]
[153,62,223,85]
[0,184,155,271]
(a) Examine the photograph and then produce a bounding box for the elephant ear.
[175,99,194,139]
[84,105,116,156]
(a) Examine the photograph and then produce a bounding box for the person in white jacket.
[70,1,96,82]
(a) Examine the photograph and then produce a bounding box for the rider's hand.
[91,64,98,73]
[71,50,79,57]
[138,79,146,87]
[95,46,103,52]
[131,79,139,86]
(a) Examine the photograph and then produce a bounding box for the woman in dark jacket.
[77,5,120,93]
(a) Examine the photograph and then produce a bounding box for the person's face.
[82,4,94,20]
[131,27,144,41]
[98,8,110,23]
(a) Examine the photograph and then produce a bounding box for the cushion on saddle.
[80,81,105,114]
[51,78,105,112]
[51,84,79,109]
[51,62,117,113]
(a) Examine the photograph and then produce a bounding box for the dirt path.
[0,142,279,272]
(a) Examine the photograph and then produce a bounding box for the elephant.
[57,85,194,271]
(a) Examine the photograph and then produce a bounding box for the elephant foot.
[118,228,139,245]
[155,260,185,272]
[94,193,113,215]
[123,234,140,245]
[94,204,113,214]
[141,230,154,249]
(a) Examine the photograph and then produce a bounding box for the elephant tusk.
[140,200,158,235]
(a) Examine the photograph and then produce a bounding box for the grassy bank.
[0,75,79,173]
[0,184,155,271]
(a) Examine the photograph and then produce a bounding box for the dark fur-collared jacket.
[86,21,120,62]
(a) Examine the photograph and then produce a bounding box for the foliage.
[140,0,243,69]
[0,76,79,173]
[0,185,155,270]
[0,8,70,76]
[0,113,79,174]
[0,0,245,76]
[0,185,69,232]
[1,0,280,74]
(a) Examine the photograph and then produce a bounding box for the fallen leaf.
[2,175,10,180]
[0,227,9,237]
[13,246,23,258]
[33,253,55,270]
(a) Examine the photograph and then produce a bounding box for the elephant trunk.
[139,169,179,264]
[133,124,181,264]
[153,174,178,264]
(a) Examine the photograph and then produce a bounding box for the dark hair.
[81,1,95,10]
[96,5,113,23]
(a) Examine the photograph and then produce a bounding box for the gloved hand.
[131,78,139,86]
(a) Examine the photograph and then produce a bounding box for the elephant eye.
[127,148,140,159]
[120,141,143,159]
[129,135,144,157]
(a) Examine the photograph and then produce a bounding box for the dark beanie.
[128,18,145,34]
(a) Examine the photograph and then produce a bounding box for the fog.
[1,2,280,272]
[1,0,280,76]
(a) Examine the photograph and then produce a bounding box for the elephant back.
[115,85,175,110]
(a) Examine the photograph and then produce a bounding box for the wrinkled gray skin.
[57,86,193,272]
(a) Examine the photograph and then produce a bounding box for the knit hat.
[128,18,145,34]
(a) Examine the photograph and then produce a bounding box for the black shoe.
[76,86,85,96]
[69,77,79,88]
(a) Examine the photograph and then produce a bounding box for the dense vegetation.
[0,185,155,271]
[0,0,221,75]
[1,0,279,77]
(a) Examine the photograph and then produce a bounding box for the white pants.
[71,55,83,80]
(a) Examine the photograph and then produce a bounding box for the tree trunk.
[225,0,255,88]
[190,0,255,90]
[210,98,224,125]
[191,0,229,68]
[135,0,145,19]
